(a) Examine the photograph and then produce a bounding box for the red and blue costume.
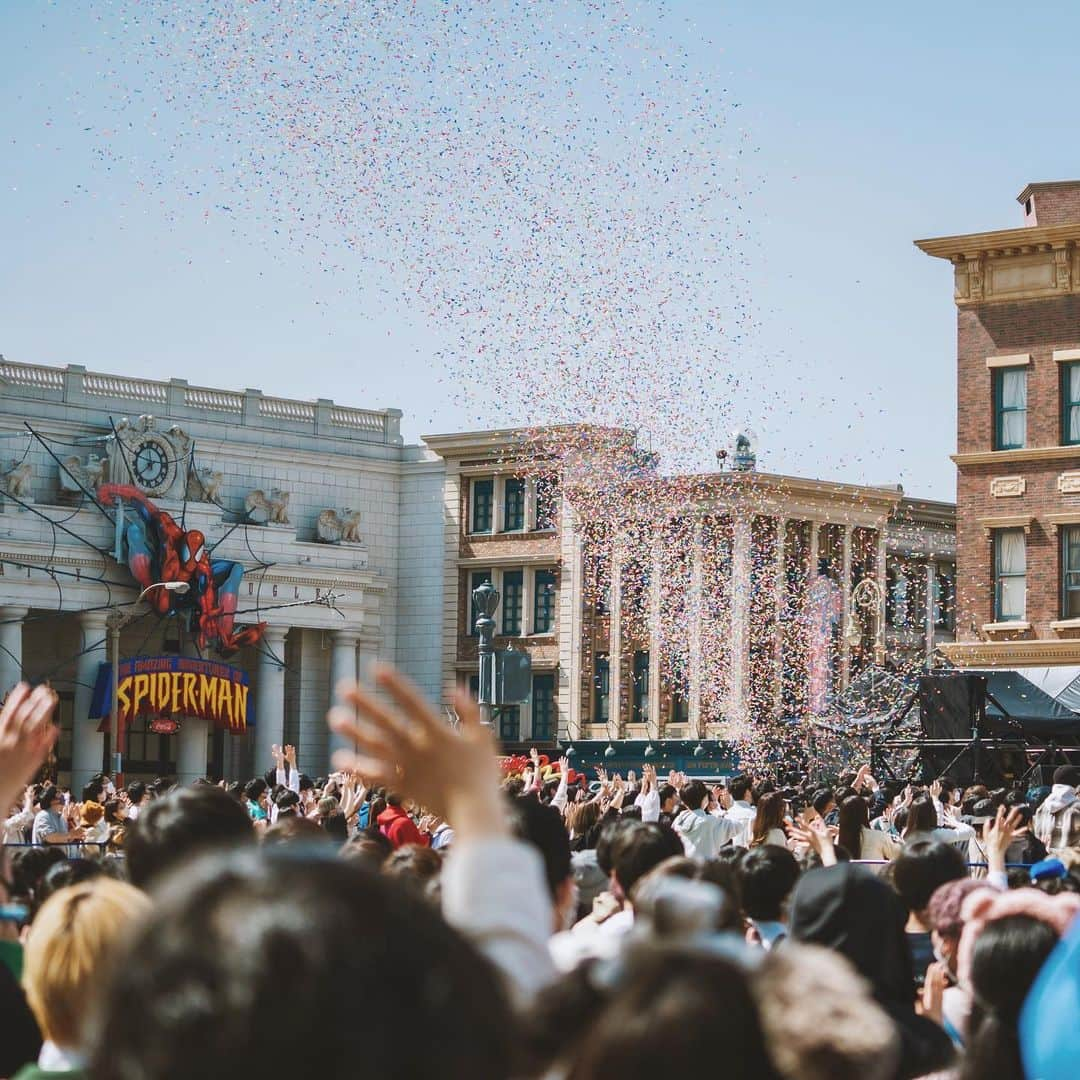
[99,485,266,655]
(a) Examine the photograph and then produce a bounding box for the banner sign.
[91,656,252,734]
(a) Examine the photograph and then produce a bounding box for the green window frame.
[468,569,492,636]
[993,367,1027,450]
[533,569,556,633]
[498,705,520,742]
[471,478,493,533]
[993,529,1026,622]
[593,655,610,725]
[531,673,555,740]
[1062,527,1080,619]
[1063,362,1080,446]
[534,476,557,531]
[503,478,525,531]
[501,570,523,635]
[632,650,650,725]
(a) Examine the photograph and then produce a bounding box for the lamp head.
[164,581,190,595]
[472,581,500,618]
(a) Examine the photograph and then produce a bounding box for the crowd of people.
[2,672,1079,1079]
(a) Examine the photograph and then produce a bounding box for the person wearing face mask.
[923,877,992,1046]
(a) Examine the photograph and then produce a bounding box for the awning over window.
[973,668,1080,737]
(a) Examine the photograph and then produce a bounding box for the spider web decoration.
[0,420,349,718]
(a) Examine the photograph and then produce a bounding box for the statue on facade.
[244,488,291,525]
[317,508,362,544]
[186,466,223,504]
[59,454,108,499]
[1,460,33,501]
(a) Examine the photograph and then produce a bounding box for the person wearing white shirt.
[725,774,757,832]
[634,763,662,823]
[673,780,746,857]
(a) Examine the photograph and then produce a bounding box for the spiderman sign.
[99,485,266,655]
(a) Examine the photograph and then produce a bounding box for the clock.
[131,435,175,494]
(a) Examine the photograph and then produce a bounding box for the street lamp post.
[108,581,189,784]
[472,581,500,727]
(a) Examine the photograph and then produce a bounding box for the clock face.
[133,440,170,491]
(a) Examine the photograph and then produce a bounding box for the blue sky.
[3,1,1078,501]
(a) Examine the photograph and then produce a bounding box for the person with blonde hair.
[17,877,149,1079]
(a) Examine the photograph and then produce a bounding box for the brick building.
[426,427,955,747]
[917,181,1080,668]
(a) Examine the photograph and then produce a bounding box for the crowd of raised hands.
[2,664,1080,1080]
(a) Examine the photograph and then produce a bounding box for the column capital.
[261,624,290,645]
[330,628,361,646]
[0,606,30,622]
[79,609,111,630]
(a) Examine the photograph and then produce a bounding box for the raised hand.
[982,805,1027,874]
[327,663,505,839]
[0,684,59,815]
[787,815,837,866]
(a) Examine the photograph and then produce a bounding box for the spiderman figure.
[99,485,266,655]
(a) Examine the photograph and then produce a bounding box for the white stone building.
[0,359,444,789]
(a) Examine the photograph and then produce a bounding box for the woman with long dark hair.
[837,796,900,863]
[750,792,788,849]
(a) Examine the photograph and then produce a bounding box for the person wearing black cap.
[789,863,954,1079]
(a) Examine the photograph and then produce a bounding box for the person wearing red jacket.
[377,794,431,849]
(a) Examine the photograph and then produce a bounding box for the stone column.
[925,561,937,663]
[254,626,289,781]
[688,519,704,738]
[176,717,209,785]
[608,537,622,738]
[774,519,787,718]
[0,607,29,699]
[563,520,585,739]
[648,543,662,738]
[327,630,359,769]
[876,529,888,664]
[730,517,752,723]
[841,525,853,688]
[71,611,109,794]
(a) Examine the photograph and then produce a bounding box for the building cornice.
[423,425,635,460]
[915,225,1080,306]
[952,446,1080,467]
[915,223,1080,260]
[941,639,1080,666]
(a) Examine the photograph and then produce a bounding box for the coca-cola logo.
[149,716,181,735]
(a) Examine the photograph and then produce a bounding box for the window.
[500,570,523,635]
[1063,528,1080,619]
[468,569,492,635]
[594,655,610,725]
[994,529,1026,622]
[532,673,555,740]
[533,569,556,633]
[994,367,1027,450]
[534,476,557,531]
[1063,363,1080,445]
[933,568,956,631]
[671,691,689,727]
[632,650,650,725]
[471,478,493,533]
[886,563,909,628]
[498,705,520,742]
[503,478,525,531]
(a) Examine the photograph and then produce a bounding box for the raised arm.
[327,664,555,1003]
[0,684,60,817]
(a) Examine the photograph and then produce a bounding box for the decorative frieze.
[1059,471,1080,494]
[990,476,1026,498]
